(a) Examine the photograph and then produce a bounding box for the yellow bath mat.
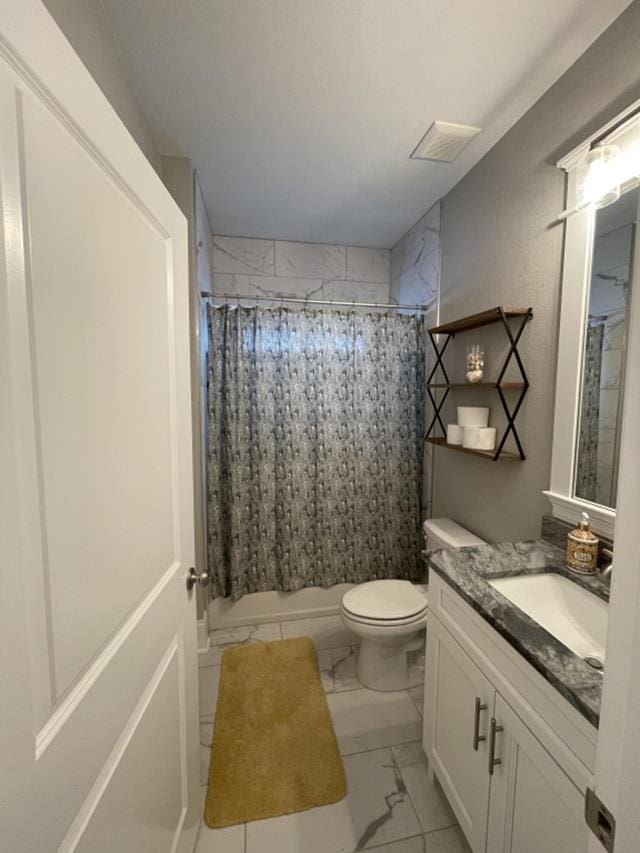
[204,636,347,827]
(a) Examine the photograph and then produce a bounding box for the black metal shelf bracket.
[425,331,453,437]
[492,308,531,460]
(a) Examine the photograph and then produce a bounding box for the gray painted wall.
[42,0,160,171]
[433,1,640,542]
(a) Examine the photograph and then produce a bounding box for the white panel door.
[0,2,200,851]
[486,694,587,853]
[425,615,494,853]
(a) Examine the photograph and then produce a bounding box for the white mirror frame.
[545,100,640,540]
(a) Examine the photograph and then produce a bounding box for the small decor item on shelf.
[466,345,485,383]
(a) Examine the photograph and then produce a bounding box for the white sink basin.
[488,573,608,664]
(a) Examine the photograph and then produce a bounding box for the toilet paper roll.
[458,406,490,428]
[463,427,497,451]
[447,424,464,445]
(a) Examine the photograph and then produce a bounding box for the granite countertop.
[425,540,610,728]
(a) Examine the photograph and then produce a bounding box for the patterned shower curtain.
[575,320,605,502]
[206,304,425,601]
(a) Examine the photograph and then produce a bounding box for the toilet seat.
[341,580,427,622]
[340,606,427,629]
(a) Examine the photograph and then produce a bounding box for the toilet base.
[356,635,422,691]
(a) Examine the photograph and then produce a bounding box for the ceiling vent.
[410,120,481,163]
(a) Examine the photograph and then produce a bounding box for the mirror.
[574,186,637,509]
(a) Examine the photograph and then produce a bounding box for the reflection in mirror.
[575,186,637,509]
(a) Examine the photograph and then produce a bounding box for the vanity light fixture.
[559,102,640,220]
[576,143,622,210]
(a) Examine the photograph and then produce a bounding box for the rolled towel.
[463,426,497,451]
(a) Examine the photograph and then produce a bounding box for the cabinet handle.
[473,697,487,751]
[488,717,504,775]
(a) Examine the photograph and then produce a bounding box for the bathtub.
[207,583,355,628]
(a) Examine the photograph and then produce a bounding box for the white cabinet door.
[0,2,200,851]
[425,615,494,853]
[487,694,588,853]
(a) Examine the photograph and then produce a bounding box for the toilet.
[340,519,485,691]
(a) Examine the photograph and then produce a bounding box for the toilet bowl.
[342,521,486,692]
[340,580,428,691]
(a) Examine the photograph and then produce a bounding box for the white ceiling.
[103,0,632,248]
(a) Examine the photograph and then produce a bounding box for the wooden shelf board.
[427,382,526,390]
[425,436,522,462]
[429,306,532,335]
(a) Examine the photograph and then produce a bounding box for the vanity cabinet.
[486,694,585,853]
[425,575,594,853]
[428,623,493,852]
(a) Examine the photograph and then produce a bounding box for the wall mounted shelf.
[429,306,532,335]
[425,306,533,461]
[425,436,522,462]
[427,382,526,390]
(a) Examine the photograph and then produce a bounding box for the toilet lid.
[342,580,427,621]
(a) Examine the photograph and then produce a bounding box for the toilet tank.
[423,518,485,550]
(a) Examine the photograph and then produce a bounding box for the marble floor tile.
[245,747,421,853]
[200,722,214,786]
[401,757,457,834]
[365,834,425,852]
[390,741,427,768]
[199,665,221,720]
[407,645,426,687]
[368,826,470,852]
[195,820,245,853]
[198,645,221,668]
[317,645,360,694]
[408,685,424,718]
[327,687,421,755]
[195,785,245,852]
[208,622,282,665]
[424,826,472,853]
[280,614,356,650]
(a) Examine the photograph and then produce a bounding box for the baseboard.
[196,612,210,653]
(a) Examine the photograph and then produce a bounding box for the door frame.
[588,190,640,850]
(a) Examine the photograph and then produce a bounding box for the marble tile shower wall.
[390,202,440,313]
[390,201,441,519]
[211,235,391,308]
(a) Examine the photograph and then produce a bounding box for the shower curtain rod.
[200,291,427,311]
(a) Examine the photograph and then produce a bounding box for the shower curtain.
[575,320,605,502]
[206,304,425,601]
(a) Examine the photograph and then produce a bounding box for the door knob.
[186,567,210,591]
